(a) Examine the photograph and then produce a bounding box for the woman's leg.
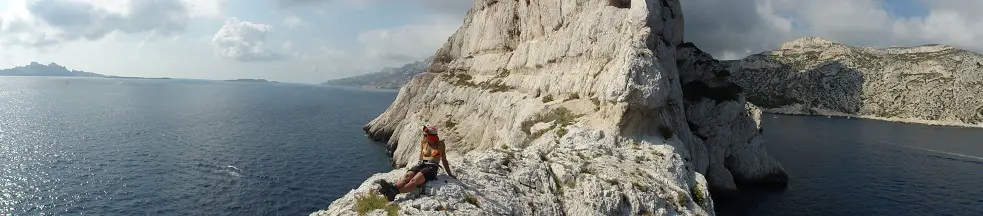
[394,171,416,188]
[398,173,427,193]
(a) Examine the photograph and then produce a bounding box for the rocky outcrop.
[315,0,785,215]
[675,43,787,193]
[322,57,433,89]
[315,127,713,215]
[727,36,983,127]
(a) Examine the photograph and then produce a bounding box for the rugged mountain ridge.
[314,0,785,215]
[0,62,105,77]
[727,36,983,127]
[323,57,433,89]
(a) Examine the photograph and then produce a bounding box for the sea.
[1,77,981,216]
[0,77,395,215]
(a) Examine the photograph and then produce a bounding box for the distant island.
[0,62,106,77]
[225,78,280,83]
[321,56,432,89]
[0,62,277,82]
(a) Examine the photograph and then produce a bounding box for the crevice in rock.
[608,0,630,8]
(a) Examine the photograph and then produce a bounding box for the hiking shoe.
[374,179,397,201]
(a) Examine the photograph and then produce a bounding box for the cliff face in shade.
[675,43,787,193]
[726,36,983,127]
[322,57,433,89]
[314,0,785,215]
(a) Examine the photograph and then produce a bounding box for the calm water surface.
[3,77,982,216]
[717,114,983,216]
[0,77,396,215]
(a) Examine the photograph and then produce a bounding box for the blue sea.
[2,77,982,216]
[716,114,983,216]
[0,77,395,215]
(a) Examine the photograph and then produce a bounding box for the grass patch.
[563,93,580,102]
[520,107,584,138]
[650,150,663,157]
[445,119,457,129]
[692,184,706,207]
[464,194,481,207]
[555,127,568,138]
[604,178,620,185]
[495,69,511,78]
[452,73,477,87]
[542,95,554,103]
[632,182,650,192]
[580,165,597,174]
[481,80,514,93]
[355,192,399,216]
[675,192,690,206]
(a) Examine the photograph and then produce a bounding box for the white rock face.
[314,0,785,215]
[728,36,983,127]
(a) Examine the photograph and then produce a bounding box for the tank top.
[420,139,443,163]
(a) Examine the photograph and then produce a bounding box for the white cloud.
[282,40,293,50]
[283,15,305,29]
[0,0,223,48]
[355,16,458,65]
[211,17,282,61]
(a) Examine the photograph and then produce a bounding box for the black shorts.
[408,162,439,182]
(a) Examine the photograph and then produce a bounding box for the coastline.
[764,106,983,129]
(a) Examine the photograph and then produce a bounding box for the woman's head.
[423,125,440,143]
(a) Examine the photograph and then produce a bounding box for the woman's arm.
[440,142,455,178]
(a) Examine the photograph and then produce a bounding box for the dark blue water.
[717,114,983,216]
[5,77,983,216]
[0,77,396,215]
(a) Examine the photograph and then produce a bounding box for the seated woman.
[376,125,455,201]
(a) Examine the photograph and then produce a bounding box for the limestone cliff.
[727,36,983,127]
[675,43,787,193]
[314,0,785,215]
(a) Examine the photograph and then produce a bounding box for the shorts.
[408,161,440,182]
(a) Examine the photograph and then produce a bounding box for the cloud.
[283,41,294,50]
[419,0,473,15]
[0,0,224,47]
[211,17,283,62]
[355,16,458,65]
[683,0,983,59]
[273,0,329,7]
[283,15,305,29]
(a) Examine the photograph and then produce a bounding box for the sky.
[1,0,981,83]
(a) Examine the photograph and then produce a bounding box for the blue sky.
[1,0,981,83]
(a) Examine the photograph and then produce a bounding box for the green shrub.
[692,184,707,207]
[564,93,580,102]
[464,194,481,207]
[355,192,398,216]
[542,95,554,103]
